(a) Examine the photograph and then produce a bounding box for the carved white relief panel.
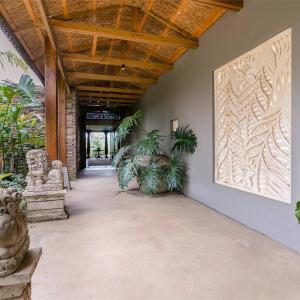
[214,29,291,203]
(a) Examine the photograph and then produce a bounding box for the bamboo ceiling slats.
[0,0,242,108]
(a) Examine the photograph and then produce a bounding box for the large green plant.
[112,110,197,194]
[0,74,44,176]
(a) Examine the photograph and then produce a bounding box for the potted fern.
[112,110,197,194]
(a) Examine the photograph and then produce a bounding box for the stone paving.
[30,169,300,300]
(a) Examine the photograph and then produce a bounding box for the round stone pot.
[136,154,169,194]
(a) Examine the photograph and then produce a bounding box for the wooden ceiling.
[0,0,242,108]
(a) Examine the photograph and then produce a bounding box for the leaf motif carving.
[215,29,291,203]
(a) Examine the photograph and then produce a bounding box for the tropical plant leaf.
[118,158,137,190]
[115,110,143,142]
[17,74,35,101]
[137,159,162,194]
[164,156,185,191]
[0,173,12,180]
[296,201,300,224]
[135,129,161,155]
[171,125,197,155]
[112,145,131,167]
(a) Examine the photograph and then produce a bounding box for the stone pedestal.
[24,190,68,223]
[0,248,42,300]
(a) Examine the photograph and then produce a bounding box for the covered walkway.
[29,170,300,300]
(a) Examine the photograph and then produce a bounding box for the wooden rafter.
[76,85,144,95]
[122,0,154,59]
[62,53,173,71]
[0,3,44,81]
[194,0,243,11]
[137,44,171,63]
[91,0,98,56]
[140,7,195,39]
[104,3,124,74]
[51,20,198,48]
[23,0,44,42]
[50,4,121,21]
[170,8,225,63]
[144,0,189,62]
[78,92,139,99]
[67,72,157,84]
[61,0,76,70]
[36,0,70,93]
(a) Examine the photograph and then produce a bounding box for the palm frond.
[171,125,197,155]
[116,110,143,142]
[118,158,137,190]
[0,51,28,71]
[0,173,12,180]
[135,129,161,155]
[112,145,131,167]
[164,156,185,191]
[137,159,162,194]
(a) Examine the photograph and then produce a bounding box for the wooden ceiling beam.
[194,0,243,11]
[68,72,157,84]
[36,0,70,93]
[104,3,124,74]
[140,8,195,39]
[169,8,225,63]
[61,0,76,71]
[142,0,189,65]
[23,0,44,42]
[78,92,139,99]
[50,4,121,21]
[137,44,171,63]
[91,0,98,56]
[76,85,144,94]
[51,20,198,48]
[62,53,173,71]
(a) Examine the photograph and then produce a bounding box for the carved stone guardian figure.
[0,188,29,276]
[24,150,68,222]
[0,188,42,299]
[45,160,64,190]
[25,149,50,192]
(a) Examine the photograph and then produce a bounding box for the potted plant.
[112,110,197,194]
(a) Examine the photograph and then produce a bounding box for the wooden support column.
[44,36,58,160]
[58,74,67,164]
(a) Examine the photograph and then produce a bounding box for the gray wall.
[136,0,300,252]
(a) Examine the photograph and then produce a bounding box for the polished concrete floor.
[30,169,300,300]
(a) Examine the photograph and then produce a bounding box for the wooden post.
[44,37,58,160]
[58,74,67,165]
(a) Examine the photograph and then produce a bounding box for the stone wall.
[66,92,79,178]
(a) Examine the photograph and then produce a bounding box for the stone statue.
[25,150,64,191]
[25,149,50,191]
[45,160,64,190]
[0,188,29,276]
[24,150,68,222]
